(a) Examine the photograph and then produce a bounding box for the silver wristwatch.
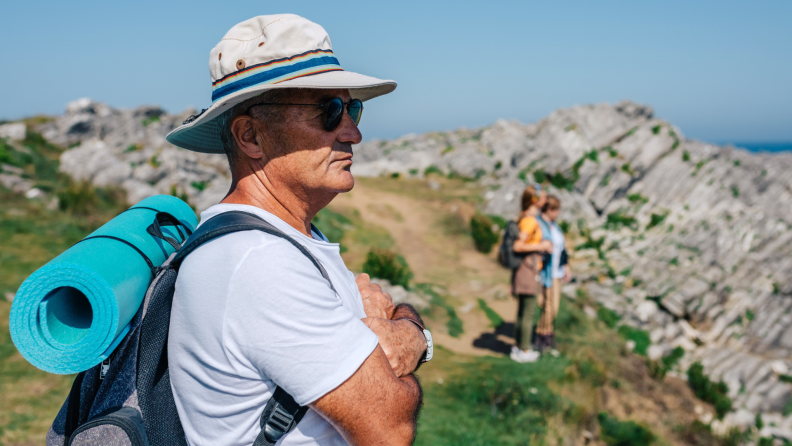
[404,319,433,362]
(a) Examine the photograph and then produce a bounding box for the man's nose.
[336,109,362,145]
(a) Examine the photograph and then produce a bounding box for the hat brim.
[166,70,396,154]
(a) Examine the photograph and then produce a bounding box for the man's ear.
[230,115,265,160]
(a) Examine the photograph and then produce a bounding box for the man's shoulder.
[182,229,318,273]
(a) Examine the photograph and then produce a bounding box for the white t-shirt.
[168,204,379,446]
[549,223,566,279]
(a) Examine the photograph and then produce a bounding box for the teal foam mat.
[9,195,197,374]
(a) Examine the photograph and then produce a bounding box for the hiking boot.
[510,346,540,363]
[546,333,557,349]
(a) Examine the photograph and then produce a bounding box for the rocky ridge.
[3,98,792,437]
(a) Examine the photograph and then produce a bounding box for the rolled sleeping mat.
[9,195,198,374]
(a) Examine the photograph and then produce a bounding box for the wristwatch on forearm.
[402,319,433,363]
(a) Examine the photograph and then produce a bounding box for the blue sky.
[2,0,790,143]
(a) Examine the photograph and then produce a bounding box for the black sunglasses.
[247,97,363,132]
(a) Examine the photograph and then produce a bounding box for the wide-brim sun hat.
[166,14,397,154]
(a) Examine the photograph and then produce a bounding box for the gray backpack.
[497,220,526,269]
[47,211,334,446]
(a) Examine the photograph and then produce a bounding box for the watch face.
[423,329,433,362]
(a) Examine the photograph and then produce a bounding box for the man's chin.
[328,171,355,193]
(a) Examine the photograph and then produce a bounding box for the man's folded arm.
[310,345,423,446]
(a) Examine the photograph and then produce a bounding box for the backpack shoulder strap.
[168,210,328,444]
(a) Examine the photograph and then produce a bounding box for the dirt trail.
[333,181,517,357]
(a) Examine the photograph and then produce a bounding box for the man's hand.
[362,317,425,377]
[356,273,395,320]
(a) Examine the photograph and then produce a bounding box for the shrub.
[597,306,621,329]
[605,211,638,231]
[424,165,442,176]
[598,413,656,445]
[649,346,685,379]
[362,248,413,289]
[604,146,619,158]
[549,172,576,191]
[687,362,732,419]
[191,181,207,191]
[0,139,15,165]
[651,124,662,135]
[621,163,634,175]
[731,185,739,197]
[646,213,667,230]
[470,213,499,253]
[627,193,648,205]
[533,170,546,183]
[682,150,690,162]
[141,114,161,127]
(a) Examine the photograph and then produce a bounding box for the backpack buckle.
[263,405,295,442]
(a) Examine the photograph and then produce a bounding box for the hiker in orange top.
[509,184,552,363]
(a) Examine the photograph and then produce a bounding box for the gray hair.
[218,89,294,170]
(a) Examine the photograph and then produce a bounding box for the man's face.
[260,88,361,195]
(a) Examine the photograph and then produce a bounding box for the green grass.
[417,353,571,445]
[597,306,621,329]
[477,299,504,328]
[415,283,464,337]
[617,325,650,356]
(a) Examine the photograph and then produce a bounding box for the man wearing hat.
[166,14,431,446]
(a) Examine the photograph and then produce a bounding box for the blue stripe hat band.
[211,49,343,103]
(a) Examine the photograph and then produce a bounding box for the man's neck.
[221,169,335,237]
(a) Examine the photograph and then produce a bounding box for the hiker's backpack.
[47,210,333,446]
[497,220,526,269]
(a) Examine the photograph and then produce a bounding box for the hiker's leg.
[514,294,525,349]
[514,294,535,350]
[536,286,552,336]
[549,278,562,327]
